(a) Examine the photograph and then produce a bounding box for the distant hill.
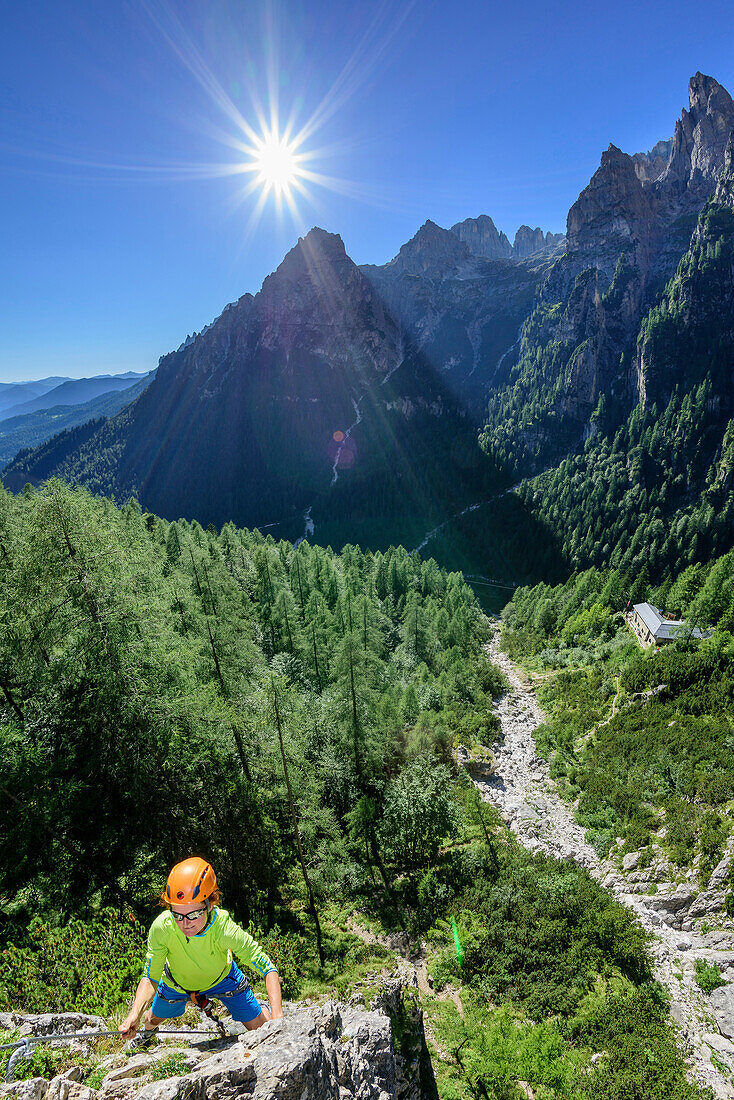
[0,377,70,417]
[0,372,154,470]
[0,372,149,423]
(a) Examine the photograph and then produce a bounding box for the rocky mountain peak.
[386,219,472,275]
[450,214,512,259]
[690,71,728,113]
[255,226,380,336]
[659,72,734,202]
[632,139,673,184]
[566,143,654,272]
[450,215,564,261]
[267,227,349,283]
[513,225,548,259]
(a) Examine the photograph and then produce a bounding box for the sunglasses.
[171,906,208,923]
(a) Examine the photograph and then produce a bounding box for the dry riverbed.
[466,632,734,1099]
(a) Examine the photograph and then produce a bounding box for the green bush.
[246,924,306,999]
[450,847,652,1022]
[694,959,726,994]
[568,987,712,1099]
[0,910,146,1015]
[149,1052,191,1080]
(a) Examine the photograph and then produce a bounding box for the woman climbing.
[119,857,283,1050]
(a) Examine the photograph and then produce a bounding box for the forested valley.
[0,481,720,1100]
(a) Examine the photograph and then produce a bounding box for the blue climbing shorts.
[151,961,263,1023]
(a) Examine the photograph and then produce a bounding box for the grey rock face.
[512,226,547,259]
[632,139,674,183]
[44,1081,99,1100]
[0,1080,50,1100]
[126,1003,396,1100]
[383,221,473,276]
[362,224,541,411]
[449,217,564,262]
[12,1016,107,1042]
[450,215,512,259]
[704,1032,734,1057]
[659,73,734,204]
[566,144,657,279]
[709,985,734,1040]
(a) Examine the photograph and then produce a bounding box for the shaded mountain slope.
[0,377,70,418]
[3,230,506,540]
[360,220,548,410]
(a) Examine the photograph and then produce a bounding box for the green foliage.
[0,481,501,1010]
[245,924,305,999]
[448,847,651,1022]
[429,996,586,1100]
[694,959,726,994]
[0,910,146,1014]
[0,1033,99,1084]
[378,756,462,876]
[148,1052,191,1080]
[426,846,710,1099]
[566,985,712,1099]
[0,481,712,1096]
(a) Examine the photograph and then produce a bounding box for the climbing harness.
[1,1027,230,1083]
[160,962,236,1038]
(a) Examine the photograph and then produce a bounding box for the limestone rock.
[44,1068,85,1100]
[644,886,698,920]
[512,226,548,259]
[15,1016,106,1044]
[632,139,673,183]
[704,1032,734,1057]
[566,144,656,279]
[703,933,734,950]
[99,1048,207,1095]
[44,1078,99,1100]
[109,1002,401,1100]
[0,1079,49,1100]
[709,985,734,1040]
[450,215,512,260]
[384,221,473,277]
[659,73,734,204]
[709,850,734,891]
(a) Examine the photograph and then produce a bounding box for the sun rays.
[130,0,419,237]
[7,1,419,242]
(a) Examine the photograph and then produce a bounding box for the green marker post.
[451,917,464,967]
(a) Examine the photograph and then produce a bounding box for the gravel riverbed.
[467,633,734,1099]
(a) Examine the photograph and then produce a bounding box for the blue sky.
[2,0,734,383]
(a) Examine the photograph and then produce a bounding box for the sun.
[249,128,305,199]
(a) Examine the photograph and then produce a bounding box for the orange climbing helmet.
[165,857,217,904]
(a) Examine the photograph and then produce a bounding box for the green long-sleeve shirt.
[143,908,276,991]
